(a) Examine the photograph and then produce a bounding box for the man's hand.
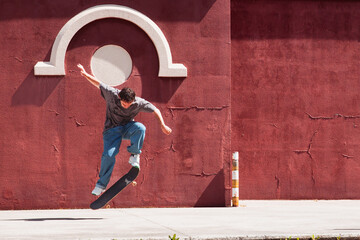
[77,64,86,76]
[77,63,101,88]
[153,109,172,135]
[161,125,172,135]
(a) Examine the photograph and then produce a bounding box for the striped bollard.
[232,152,239,207]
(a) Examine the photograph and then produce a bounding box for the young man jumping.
[77,64,172,196]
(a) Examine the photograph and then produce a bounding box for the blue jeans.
[96,121,146,189]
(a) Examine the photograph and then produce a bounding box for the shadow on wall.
[0,0,216,22]
[11,45,63,106]
[232,0,360,41]
[195,169,225,207]
[11,72,63,106]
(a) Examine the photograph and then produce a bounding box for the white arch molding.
[34,4,187,77]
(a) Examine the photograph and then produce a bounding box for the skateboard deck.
[90,167,139,210]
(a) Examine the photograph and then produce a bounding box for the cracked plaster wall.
[0,0,230,209]
[232,0,360,199]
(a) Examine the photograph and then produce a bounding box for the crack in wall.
[293,131,318,185]
[275,175,281,199]
[275,175,280,189]
[306,112,360,120]
[168,105,229,118]
[169,141,177,152]
[306,113,357,158]
[270,123,279,129]
[52,144,59,152]
[152,141,177,156]
[74,118,86,127]
[293,131,317,158]
[184,171,218,177]
[48,109,60,116]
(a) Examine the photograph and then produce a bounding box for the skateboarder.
[77,64,172,196]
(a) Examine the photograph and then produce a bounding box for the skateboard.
[90,167,139,210]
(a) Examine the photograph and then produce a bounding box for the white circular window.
[90,45,132,86]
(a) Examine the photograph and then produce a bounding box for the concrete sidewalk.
[0,200,360,240]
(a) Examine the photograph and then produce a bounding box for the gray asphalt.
[0,200,360,240]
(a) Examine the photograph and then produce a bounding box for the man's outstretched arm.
[77,64,101,89]
[153,108,172,135]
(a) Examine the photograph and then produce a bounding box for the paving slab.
[0,200,360,240]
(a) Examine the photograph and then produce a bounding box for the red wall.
[5,0,358,209]
[0,0,231,209]
[232,0,360,199]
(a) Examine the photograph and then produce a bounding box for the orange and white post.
[232,151,239,207]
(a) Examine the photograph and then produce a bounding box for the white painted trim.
[34,4,187,77]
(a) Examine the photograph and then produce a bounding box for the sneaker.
[91,186,105,196]
[129,154,140,169]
